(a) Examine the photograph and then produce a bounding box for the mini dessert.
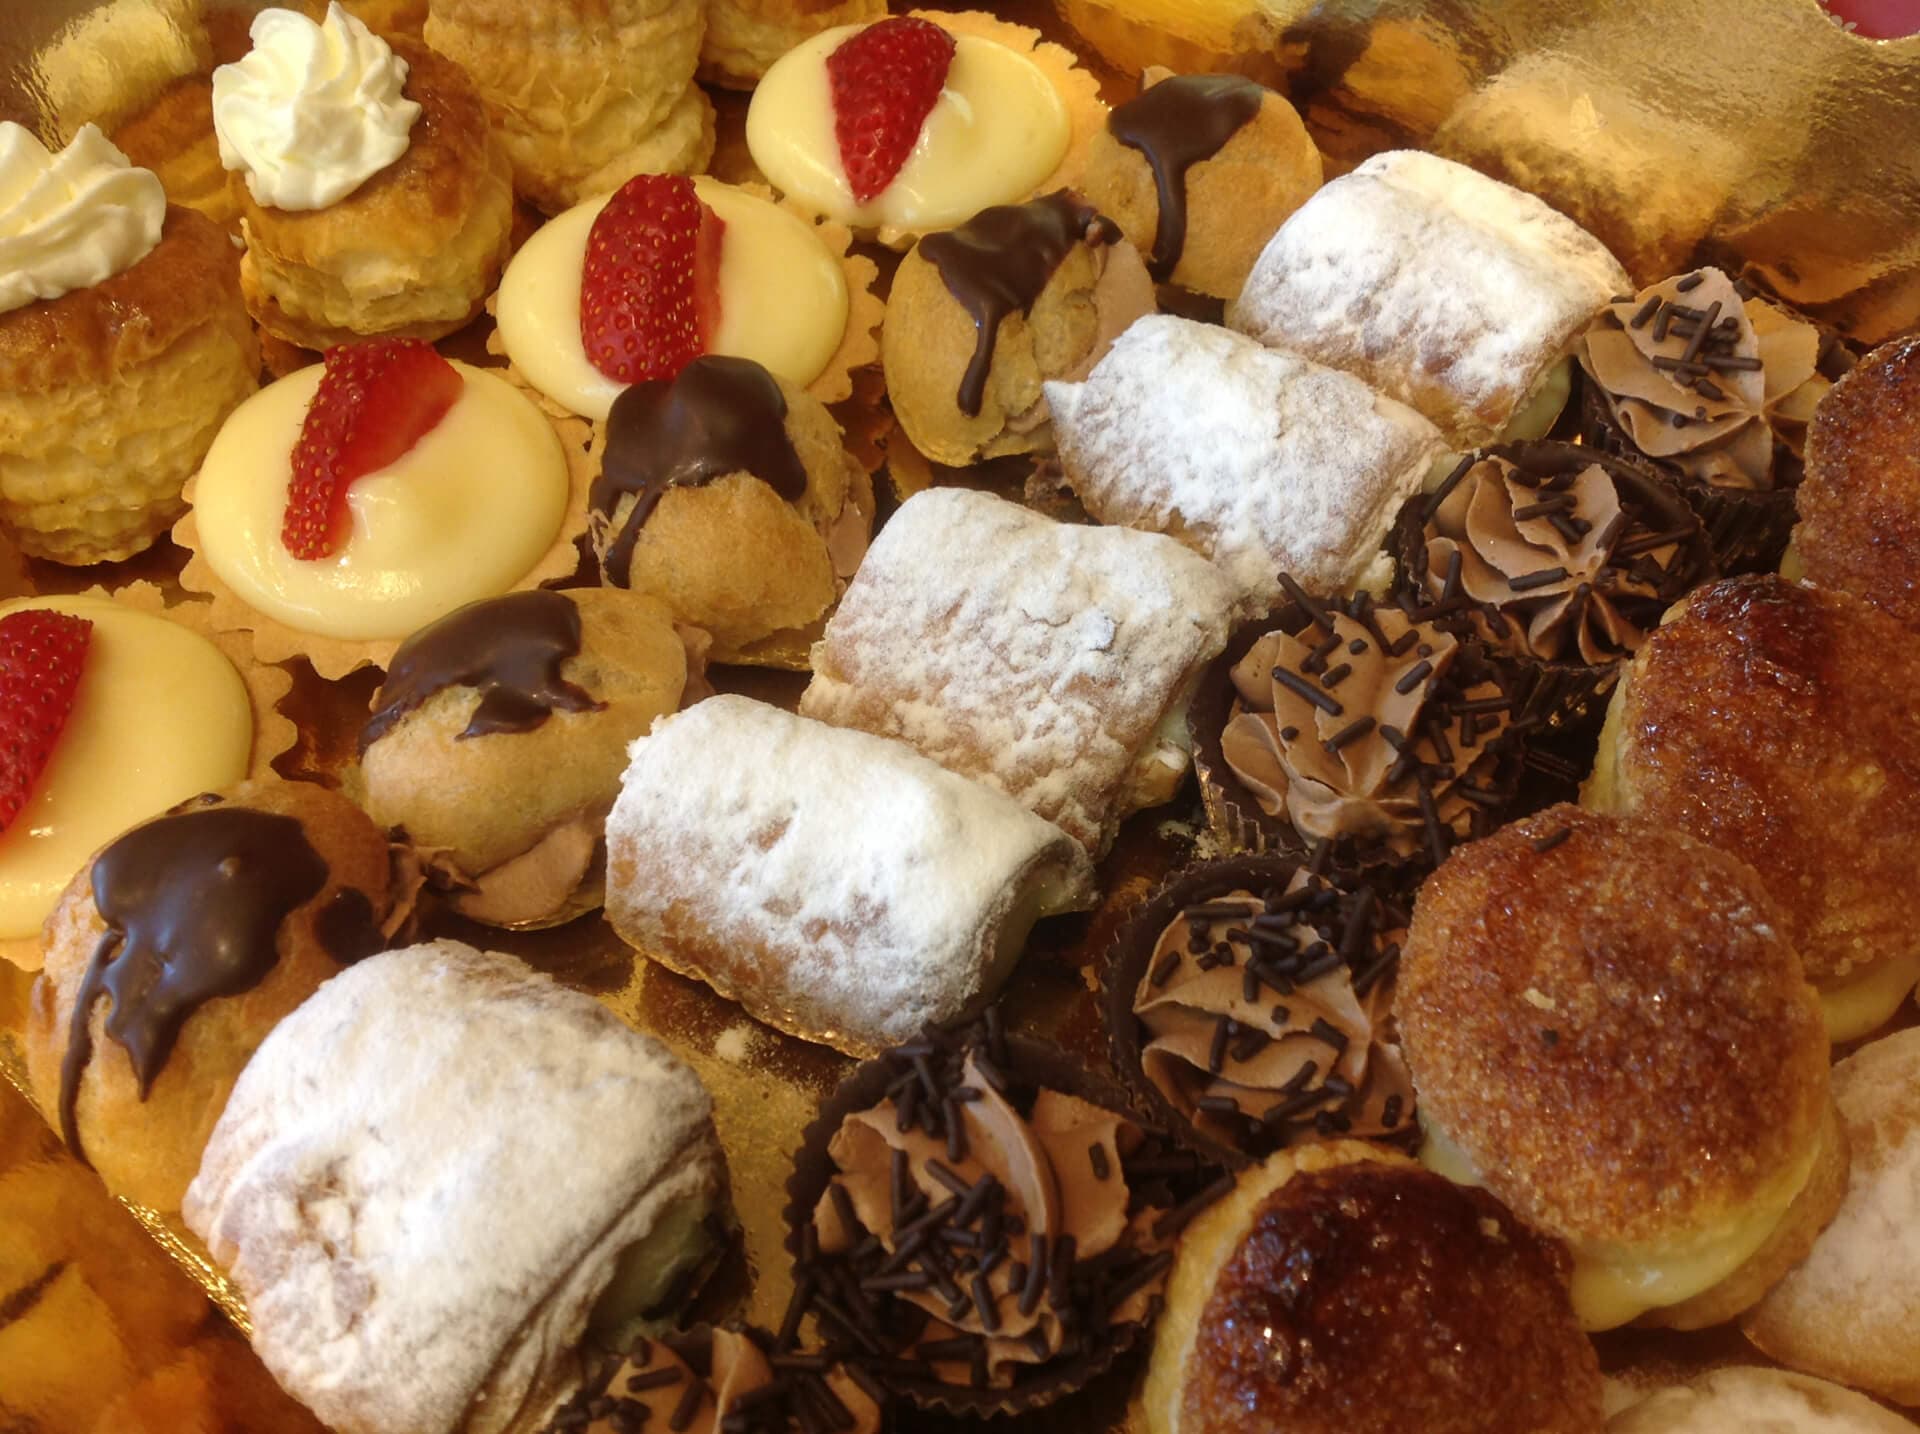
[1103,856,1416,1167]
[1608,1368,1920,1434]
[180,337,586,677]
[1228,150,1630,449]
[214,5,515,350]
[800,488,1234,857]
[1788,333,1920,634]
[0,123,257,564]
[493,173,882,420]
[423,0,712,214]
[1584,577,1920,1042]
[184,940,728,1434]
[882,190,1154,467]
[701,0,885,89]
[605,696,1094,1055]
[746,12,1104,242]
[352,588,701,929]
[1743,1028,1920,1408]
[24,779,400,1213]
[1189,588,1523,875]
[1399,805,1845,1332]
[1046,315,1448,613]
[587,354,872,664]
[1079,72,1322,302]
[1136,1142,1604,1434]
[111,76,242,232]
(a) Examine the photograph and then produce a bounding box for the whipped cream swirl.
[0,122,165,315]
[212,3,420,212]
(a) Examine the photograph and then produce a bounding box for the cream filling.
[1779,539,1807,583]
[747,26,1070,232]
[586,1192,717,1338]
[1117,686,1198,814]
[1498,357,1573,442]
[1818,950,1920,1044]
[0,596,253,939]
[194,362,570,642]
[495,179,852,422]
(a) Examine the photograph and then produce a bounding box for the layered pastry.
[1047,315,1448,613]
[701,0,885,89]
[23,778,400,1213]
[799,488,1234,857]
[1136,1141,1604,1434]
[745,12,1104,243]
[1228,150,1631,449]
[1788,333,1920,634]
[424,0,714,214]
[214,5,515,349]
[352,588,700,929]
[111,75,242,233]
[1744,1028,1920,1408]
[1079,72,1321,302]
[1608,1368,1920,1434]
[1399,805,1846,1332]
[605,695,1094,1055]
[1103,856,1415,1166]
[1189,588,1523,875]
[1584,577,1920,1042]
[587,354,872,664]
[184,940,728,1434]
[883,190,1154,467]
[493,173,882,420]
[0,123,258,564]
[0,588,295,972]
[786,1017,1201,1414]
[179,337,587,677]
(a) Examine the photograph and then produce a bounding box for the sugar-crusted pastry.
[215,5,514,349]
[1607,1368,1918,1433]
[111,75,241,232]
[184,939,727,1434]
[1137,1141,1604,1434]
[0,124,258,565]
[605,695,1094,1055]
[800,488,1233,857]
[1399,805,1844,1332]
[1228,150,1630,449]
[1584,577,1920,1042]
[1046,315,1448,613]
[700,0,884,89]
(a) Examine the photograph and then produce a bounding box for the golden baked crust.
[1398,804,1830,1248]
[1590,576,1920,990]
[699,0,885,88]
[1795,335,1920,634]
[111,77,238,233]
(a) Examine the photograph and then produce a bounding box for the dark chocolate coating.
[1108,75,1264,282]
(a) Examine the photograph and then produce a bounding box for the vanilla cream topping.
[193,362,570,641]
[0,122,165,315]
[747,23,1070,231]
[0,596,253,940]
[212,3,420,212]
[495,179,850,422]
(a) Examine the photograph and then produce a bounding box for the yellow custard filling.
[747,25,1070,231]
[194,362,569,642]
[0,596,252,940]
[1819,950,1920,1043]
[495,180,851,422]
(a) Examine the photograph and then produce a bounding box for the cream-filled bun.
[1608,1368,1918,1433]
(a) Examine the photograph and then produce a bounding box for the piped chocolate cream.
[1108,75,1264,282]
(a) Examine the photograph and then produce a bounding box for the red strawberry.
[827,17,955,205]
[283,338,463,561]
[580,175,727,387]
[0,609,92,833]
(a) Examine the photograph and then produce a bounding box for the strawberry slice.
[827,17,956,206]
[282,338,463,561]
[0,609,92,834]
[580,174,727,387]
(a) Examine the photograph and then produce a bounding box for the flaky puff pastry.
[232,40,514,350]
[112,77,240,234]
[0,204,257,565]
[425,0,713,214]
[700,0,884,89]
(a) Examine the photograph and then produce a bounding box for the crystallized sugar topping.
[1046,315,1446,613]
[801,488,1234,854]
[1228,150,1630,446]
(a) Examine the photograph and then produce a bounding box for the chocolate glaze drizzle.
[591,355,809,588]
[919,190,1120,418]
[360,590,603,752]
[59,805,330,1165]
[1108,75,1265,282]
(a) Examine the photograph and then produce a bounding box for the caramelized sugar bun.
[1398,806,1842,1332]
[24,779,396,1213]
[1138,1141,1604,1434]
[1585,576,1920,1042]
